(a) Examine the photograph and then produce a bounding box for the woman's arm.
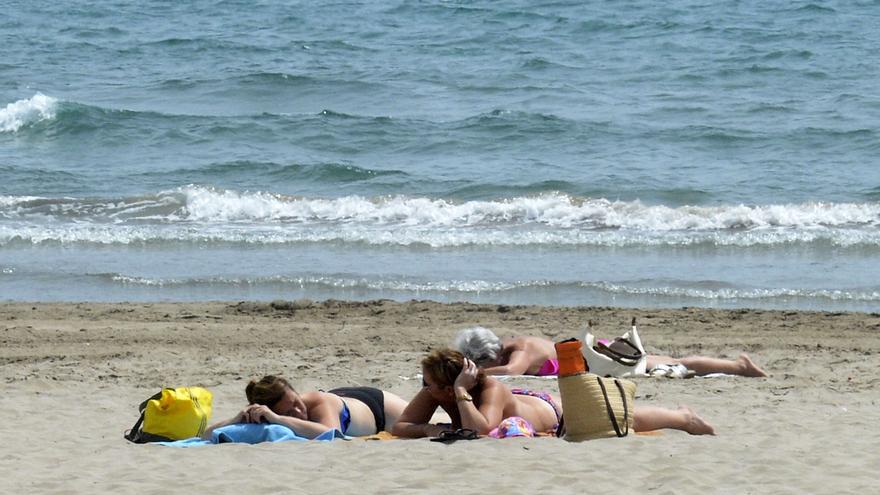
[482,349,532,375]
[201,408,247,439]
[457,386,506,434]
[391,388,450,438]
[454,359,506,434]
[245,403,338,439]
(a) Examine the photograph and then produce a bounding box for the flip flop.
[430,428,479,443]
[649,363,693,378]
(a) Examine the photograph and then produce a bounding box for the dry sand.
[1,300,879,494]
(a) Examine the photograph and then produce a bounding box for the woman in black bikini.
[204,375,408,439]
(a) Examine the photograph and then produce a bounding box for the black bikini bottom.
[328,386,386,432]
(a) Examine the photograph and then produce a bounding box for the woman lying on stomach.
[204,375,408,439]
[392,349,715,439]
[454,326,767,377]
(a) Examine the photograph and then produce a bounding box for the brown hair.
[245,375,294,405]
[421,348,486,388]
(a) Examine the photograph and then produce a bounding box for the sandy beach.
[1,300,878,494]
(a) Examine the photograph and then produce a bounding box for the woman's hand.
[453,357,479,393]
[231,408,249,424]
[243,404,280,424]
[203,407,256,439]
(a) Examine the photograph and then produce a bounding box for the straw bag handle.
[596,377,630,437]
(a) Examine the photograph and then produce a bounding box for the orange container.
[555,339,587,376]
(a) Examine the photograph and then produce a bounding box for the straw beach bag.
[557,373,636,441]
[555,338,637,442]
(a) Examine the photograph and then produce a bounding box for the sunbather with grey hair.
[453,326,767,377]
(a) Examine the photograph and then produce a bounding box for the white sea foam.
[104,274,880,302]
[4,186,879,230]
[108,274,541,292]
[3,222,880,247]
[0,93,58,132]
[178,186,880,230]
[1,186,879,247]
[0,195,44,207]
[588,282,880,302]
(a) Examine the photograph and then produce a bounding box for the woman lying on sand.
[204,375,408,439]
[453,327,767,378]
[391,349,715,438]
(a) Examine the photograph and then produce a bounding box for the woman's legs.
[647,353,767,377]
[633,405,715,435]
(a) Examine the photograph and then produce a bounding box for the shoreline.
[2,300,879,493]
[3,291,877,314]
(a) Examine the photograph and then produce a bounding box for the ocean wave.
[0,195,45,207]
[520,57,577,71]
[149,161,410,184]
[2,96,574,142]
[1,97,189,138]
[0,93,58,132]
[144,37,251,51]
[590,282,880,302]
[0,94,312,134]
[101,273,542,292]
[265,163,408,183]
[2,224,879,248]
[0,187,878,246]
[449,180,582,199]
[792,4,836,14]
[97,273,880,302]
[144,187,880,230]
[0,96,604,142]
[1,165,87,192]
[454,109,576,134]
[656,124,760,144]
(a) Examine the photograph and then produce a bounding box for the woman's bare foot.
[738,353,768,377]
[679,407,716,435]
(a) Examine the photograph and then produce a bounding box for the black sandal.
[430,428,479,443]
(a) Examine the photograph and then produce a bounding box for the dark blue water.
[2,0,879,310]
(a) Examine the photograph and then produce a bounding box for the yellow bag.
[125,387,213,443]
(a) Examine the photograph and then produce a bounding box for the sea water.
[2,0,879,311]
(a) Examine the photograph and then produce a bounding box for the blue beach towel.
[158,423,348,447]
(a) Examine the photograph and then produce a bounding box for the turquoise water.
[2,0,879,310]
